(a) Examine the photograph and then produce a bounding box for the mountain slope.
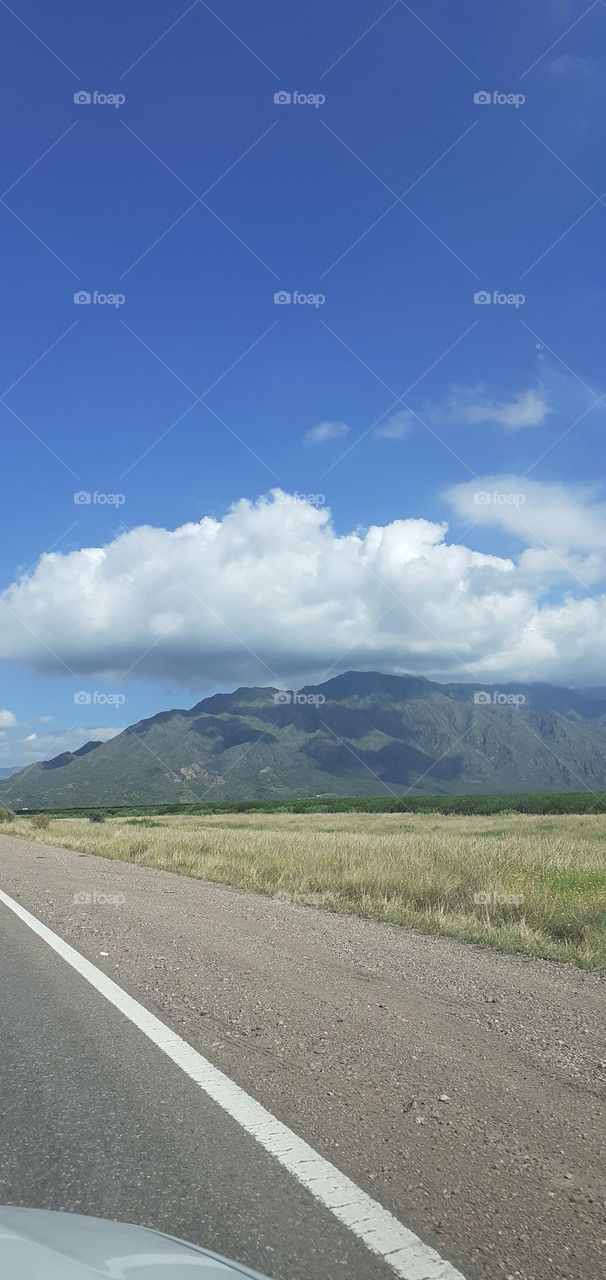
[3,672,606,808]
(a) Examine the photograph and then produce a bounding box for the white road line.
[0,886,466,1280]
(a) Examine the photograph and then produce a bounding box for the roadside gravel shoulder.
[1,832,604,1280]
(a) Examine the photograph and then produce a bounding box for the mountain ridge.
[3,670,606,808]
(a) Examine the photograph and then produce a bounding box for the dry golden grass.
[7,810,606,969]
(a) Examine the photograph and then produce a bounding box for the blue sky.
[1,0,606,764]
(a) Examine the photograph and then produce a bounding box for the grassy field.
[3,809,606,970]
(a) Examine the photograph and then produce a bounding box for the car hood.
[0,1207,270,1279]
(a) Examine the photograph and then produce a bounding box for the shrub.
[88,812,106,823]
[32,814,50,829]
[0,806,15,823]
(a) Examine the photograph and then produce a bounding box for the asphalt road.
[0,832,604,1280]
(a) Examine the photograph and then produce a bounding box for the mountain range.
[3,671,606,809]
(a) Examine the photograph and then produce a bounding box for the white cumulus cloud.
[0,488,605,690]
[0,723,121,768]
[375,410,414,440]
[448,476,606,553]
[303,419,350,444]
[440,386,551,431]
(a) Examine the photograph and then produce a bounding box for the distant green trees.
[14,791,606,819]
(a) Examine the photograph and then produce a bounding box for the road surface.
[0,831,604,1280]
